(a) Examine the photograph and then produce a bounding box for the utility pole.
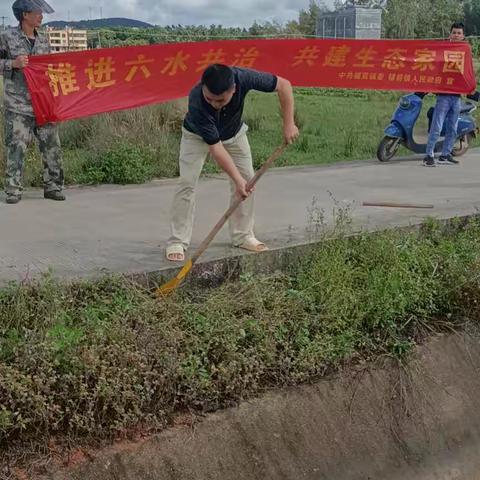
[0,16,7,30]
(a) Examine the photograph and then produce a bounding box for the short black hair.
[201,64,235,95]
[451,22,465,32]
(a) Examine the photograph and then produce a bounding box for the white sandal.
[166,244,185,262]
[237,238,269,253]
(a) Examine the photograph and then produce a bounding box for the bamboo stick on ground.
[362,201,434,209]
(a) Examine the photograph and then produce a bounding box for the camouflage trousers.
[4,109,64,195]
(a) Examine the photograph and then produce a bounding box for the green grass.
[0,88,424,186]
[245,88,409,168]
[2,217,480,468]
[1,83,478,186]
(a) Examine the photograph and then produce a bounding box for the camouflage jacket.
[0,26,50,116]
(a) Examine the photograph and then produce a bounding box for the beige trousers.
[168,124,255,250]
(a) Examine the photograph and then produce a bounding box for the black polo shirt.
[183,67,278,145]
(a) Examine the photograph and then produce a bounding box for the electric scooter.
[377,93,478,162]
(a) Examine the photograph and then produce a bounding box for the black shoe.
[423,156,436,167]
[438,154,459,165]
[44,190,66,201]
[5,194,21,204]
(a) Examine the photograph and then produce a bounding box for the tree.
[383,0,463,39]
[420,0,464,38]
[382,0,418,38]
[248,20,284,36]
[464,0,480,35]
[294,0,330,35]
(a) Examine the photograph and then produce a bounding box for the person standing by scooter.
[423,22,468,167]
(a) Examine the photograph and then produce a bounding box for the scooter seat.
[427,102,474,126]
[427,102,474,119]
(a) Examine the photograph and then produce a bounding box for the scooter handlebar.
[466,91,480,102]
[413,92,428,99]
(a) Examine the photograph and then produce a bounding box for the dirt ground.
[31,328,480,480]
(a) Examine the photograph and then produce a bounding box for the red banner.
[24,38,476,125]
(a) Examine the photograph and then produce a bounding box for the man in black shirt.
[166,64,299,261]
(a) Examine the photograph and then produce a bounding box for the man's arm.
[275,77,299,144]
[209,142,251,199]
[238,69,299,144]
[210,75,300,198]
[0,32,28,75]
[186,102,251,199]
[0,33,13,76]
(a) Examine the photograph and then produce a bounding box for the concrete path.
[1,150,479,285]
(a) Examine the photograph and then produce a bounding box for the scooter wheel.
[377,136,401,162]
[452,133,473,157]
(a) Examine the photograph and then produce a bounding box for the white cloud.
[0,0,335,27]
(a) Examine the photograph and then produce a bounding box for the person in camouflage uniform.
[0,0,65,204]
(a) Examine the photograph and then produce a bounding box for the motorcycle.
[377,92,478,162]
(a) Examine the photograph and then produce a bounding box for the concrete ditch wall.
[42,329,480,480]
[140,214,480,292]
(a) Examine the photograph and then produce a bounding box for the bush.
[2,219,480,460]
[79,143,156,184]
[468,37,480,57]
[0,101,183,187]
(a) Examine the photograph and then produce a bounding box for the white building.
[46,26,88,52]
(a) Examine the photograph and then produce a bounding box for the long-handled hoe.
[155,143,288,297]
